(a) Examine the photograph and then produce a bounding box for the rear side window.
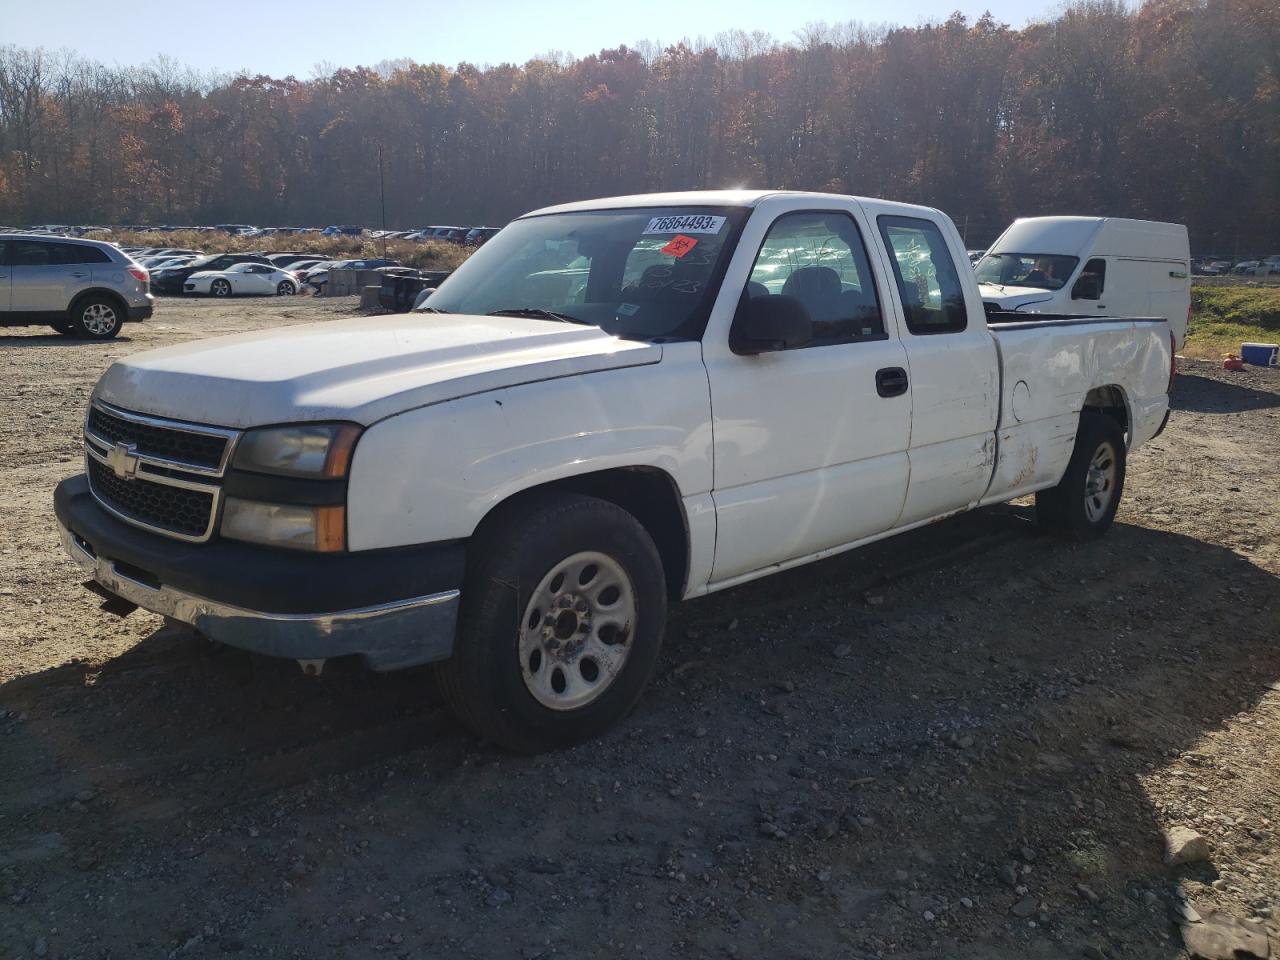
[53,242,111,264]
[877,216,968,334]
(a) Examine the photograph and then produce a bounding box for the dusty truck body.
[55,190,1174,751]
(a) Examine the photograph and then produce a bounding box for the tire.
[69,296,122,340]
[1036,412,1126,541]
[210,279,231,298]
[275,280,295,296]
[435,491,667,753]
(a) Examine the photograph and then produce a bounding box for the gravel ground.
[1,297,1278,960]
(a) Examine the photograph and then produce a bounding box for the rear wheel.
[210,279,231,298]
[276,280,295,296]
[1036,412,1126,541]
[70,297,122,340]
[434,492,667,753]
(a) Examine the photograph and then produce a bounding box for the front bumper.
[55,475,465,671]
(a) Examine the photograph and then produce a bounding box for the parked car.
[266,253,317,268]
[1232,260,1261,275]
[465,227,501,246]
[184,262,299,297]
[322,225,363,237]
[151,253,272,294]
[976,216,1191,347]
[0,233,152,338]
[54,190,1175,751]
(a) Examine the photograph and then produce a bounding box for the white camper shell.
[976,217,1191,346]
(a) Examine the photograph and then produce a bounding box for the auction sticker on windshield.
[661,235,699,258]
[643,215,726,235]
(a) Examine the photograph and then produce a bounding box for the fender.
[345,342,714,551]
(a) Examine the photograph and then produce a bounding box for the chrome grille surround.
[84,400,240,543]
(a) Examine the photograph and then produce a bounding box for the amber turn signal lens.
[315,505,346,552]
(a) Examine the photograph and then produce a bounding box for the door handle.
[70,272,88,278]
[876,367,909,398]
[1097,304,1107,309]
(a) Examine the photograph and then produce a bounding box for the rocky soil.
[1,297,1278,959]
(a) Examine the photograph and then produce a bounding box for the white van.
[976,217,1191,347]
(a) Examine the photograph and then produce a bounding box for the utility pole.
[378,143,388,259]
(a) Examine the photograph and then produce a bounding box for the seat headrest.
[782,266,842,299]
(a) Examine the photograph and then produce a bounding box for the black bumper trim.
[55,474,465,615]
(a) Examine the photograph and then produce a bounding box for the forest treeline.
[0,0,1276,250]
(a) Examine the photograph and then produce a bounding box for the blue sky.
[10,0,1059,75]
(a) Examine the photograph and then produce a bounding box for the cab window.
[1072,258,1106,299]
[741,211,885,346]
[877,216,968,334]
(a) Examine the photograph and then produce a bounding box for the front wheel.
[1036,412,1126,541]
[434,492,667,753]
[210,279,231,298]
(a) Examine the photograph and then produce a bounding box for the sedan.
[184,262,300,297]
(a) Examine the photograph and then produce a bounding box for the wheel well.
[69,288,128,319]
[480,468,690,599]
[1083,385,1129,442]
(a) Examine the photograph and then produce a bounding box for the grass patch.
[109,229,472,273]
[1184,285,1280,359]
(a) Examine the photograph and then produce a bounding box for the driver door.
[702,201,912,585]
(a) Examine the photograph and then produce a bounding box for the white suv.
[0,234,154,339]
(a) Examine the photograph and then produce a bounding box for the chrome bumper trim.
[59,523,460,671]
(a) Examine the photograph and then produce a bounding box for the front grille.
[88,457,215,539]
[88,405,228,470]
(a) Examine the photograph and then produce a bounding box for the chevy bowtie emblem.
[105,441,140,480]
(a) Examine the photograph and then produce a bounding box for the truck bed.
[979,313,1173,506]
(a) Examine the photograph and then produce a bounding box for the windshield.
[424,206,749,340]
[975,253,1079,291]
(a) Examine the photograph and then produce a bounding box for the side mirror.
[1072,273,1101,300]
[731,295,813,355]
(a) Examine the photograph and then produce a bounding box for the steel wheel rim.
[213,280,229,296]
[518,550,637,711]
[1084,440,1118,522]
[82,303,117,335]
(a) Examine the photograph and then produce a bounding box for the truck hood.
[94,313,662,427]
[977,285,1056,311]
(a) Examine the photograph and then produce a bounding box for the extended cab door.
[703,199,912,585]
[870,209,1000,525]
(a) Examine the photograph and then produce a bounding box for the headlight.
[221,499,345,552]
[232,423,361,478]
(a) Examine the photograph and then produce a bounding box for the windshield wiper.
[487,307,590,325]
[417,306,450,313]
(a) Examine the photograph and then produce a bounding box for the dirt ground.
[2,296,1278,960]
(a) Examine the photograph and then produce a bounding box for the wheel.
[435,492,667,753]
[69,297,122,339]
[210,279,231,297]
[1036,412,1126,541]
[276,280,295,296]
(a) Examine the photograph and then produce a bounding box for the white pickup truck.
[55,190,1174,752]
